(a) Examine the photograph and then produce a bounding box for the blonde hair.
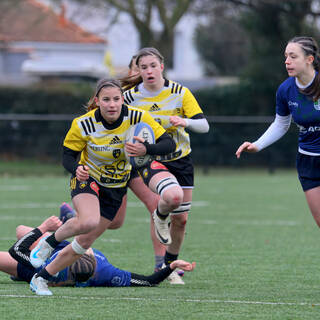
[87,79,123,111]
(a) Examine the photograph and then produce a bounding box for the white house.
[0,0,108,85]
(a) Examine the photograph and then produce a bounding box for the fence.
[0,114,299,170]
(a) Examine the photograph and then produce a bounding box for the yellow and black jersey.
[124,79,204,161]
[63,105,165,188]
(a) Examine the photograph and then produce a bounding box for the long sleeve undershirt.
[253,114,292,151]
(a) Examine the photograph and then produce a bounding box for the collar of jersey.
[95,105,128,130]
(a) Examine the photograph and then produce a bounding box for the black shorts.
[296,152,320,191]
[128,167,140,183]
[137,160,169,185]
[161,154,194,187]
[70,176,127,221]
[136,155,194,187]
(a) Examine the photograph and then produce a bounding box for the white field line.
[0,294,319,307]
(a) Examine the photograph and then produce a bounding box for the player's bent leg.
[168,212,188,253]
[30,236,54,268]
[149,173,183,245]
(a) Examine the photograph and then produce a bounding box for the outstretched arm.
[130,260,196,287]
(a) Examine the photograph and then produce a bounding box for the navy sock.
[164,251,178,265]
[46,233,60,248]
[36,268,53,281]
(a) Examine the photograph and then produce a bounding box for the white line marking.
[0,294,318,306]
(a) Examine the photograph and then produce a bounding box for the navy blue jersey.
[18,241,132,287]
[276,77,320,153]
[76,248,131,287]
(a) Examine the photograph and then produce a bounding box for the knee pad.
[71,238,88,255]
[156,177,179,197]
[170,201,192,215]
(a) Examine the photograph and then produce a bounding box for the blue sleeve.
[276,83,291,116]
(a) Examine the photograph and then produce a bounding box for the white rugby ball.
[125,122,155,168]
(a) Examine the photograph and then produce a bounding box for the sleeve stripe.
[89,118,96,132]
[171,82,182,94]
[171,83,175,94]
[80,121,89,135]
[129,110,143,125]
[125,91,134,104]
[80,117,96,135]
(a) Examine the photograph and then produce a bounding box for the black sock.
[36,268,53,281]
[156,207,169,220]
[164,251,178,265]
[46,233,60,248]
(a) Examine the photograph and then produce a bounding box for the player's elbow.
[201,121,210,133]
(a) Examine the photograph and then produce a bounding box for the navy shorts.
[296,152,320,191]
[70,176,127,221]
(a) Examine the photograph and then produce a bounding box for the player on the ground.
[4,215,195,291]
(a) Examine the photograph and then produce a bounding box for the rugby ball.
[125,122,155,168]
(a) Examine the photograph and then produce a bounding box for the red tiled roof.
[0,0,106,44]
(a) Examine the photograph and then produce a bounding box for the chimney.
[58,3,66,27]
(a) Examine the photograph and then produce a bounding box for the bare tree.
[59,0,197,68]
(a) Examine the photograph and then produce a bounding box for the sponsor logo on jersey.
[91,145,111,152]
[109,136,122,145]
[149,103,161,111]
[90,181,99,195]
[151,161,168,170]
[288,101,298,107]
[298,125,320,133]
[113,149,121,158]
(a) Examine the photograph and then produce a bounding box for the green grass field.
[1,168,320,319]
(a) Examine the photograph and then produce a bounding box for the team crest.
[142,168,149,179]
[79,181,87,189]
[314,99,320,110]
[113,149,121,158]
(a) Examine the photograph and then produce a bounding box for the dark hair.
[68,253,96,282]
[135,47,164,66]
[288,36,320,100]
[120,47,164,91]
[87,79,123,111]
[128,55,137,69]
